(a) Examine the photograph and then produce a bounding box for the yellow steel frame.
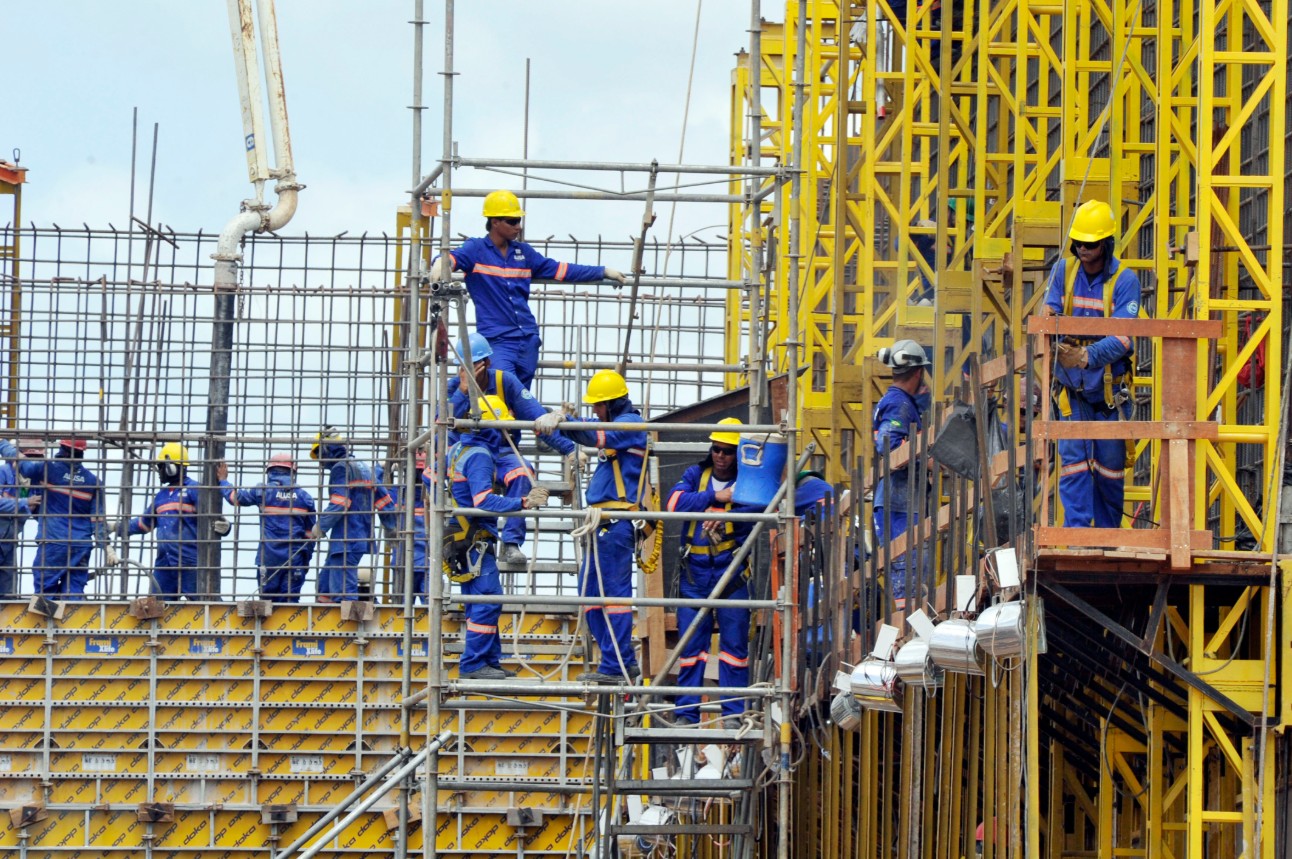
[740,0,1287,854]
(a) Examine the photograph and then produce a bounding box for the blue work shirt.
[667,463,757,570]
[448,441,523,539]
[0,441,106,545]
[316,457,398,555]
[1043,256,1141,403]
[435,236,605,342]
[872,385,924,512]
[220,471,317,569]
[563,402,648,507]
[129,477,201,568]
[0,462,29,542]
[449,367,576,456]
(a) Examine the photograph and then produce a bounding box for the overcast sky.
[7,1,755,248]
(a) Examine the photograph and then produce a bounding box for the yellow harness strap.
[1061,259,1135,409]
[683,468,736,555]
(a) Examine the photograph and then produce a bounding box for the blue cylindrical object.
[732,432,788,507]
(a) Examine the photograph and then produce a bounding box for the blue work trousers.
[487,332,542,389]
[459,547,503,673]
[675,561,750,723]
[260,563,308,603]
[0,540,18,597]
[579,518,638,678]
[33,541,92,599]
[873,508,916,608]
[319,546,366,602]
[496,453,534,547]
[1057,397,1125,528]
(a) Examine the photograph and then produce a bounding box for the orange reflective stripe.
[465,621,497,634]
[678,654,707,667]
[555,261,568,280]
[330,494,352,508]
[474,264,532,278]
[718,651,749,668]
[502,466,528,484]
[666,490,684,512]
[374,495,393,510]
[604,606,633,615]
[472,490,492,505]
[1059,461,1089,477]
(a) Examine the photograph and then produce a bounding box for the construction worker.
[307,427,397,603]
[873,340,932,610]
[452,331,577,564]
[0,437,114,598]
[123,443,214,599]
[427,190,627,387]
[560,370,646,684]
[1041,200,1141,528]
[446,397,550,679]
[216,454,317,603]
[666,417,757,724]
[0,457,30,596]
[387,450,429,604]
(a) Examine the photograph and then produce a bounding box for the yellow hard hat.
[584,370,629,404]
[709,417,742,447]
[482,190,525,219]
[310,426,346,460]
[477,395,515,422]
[159,441,190,469]
[1068,200,1116,243]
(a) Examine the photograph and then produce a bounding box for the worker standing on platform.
[560,370,646,684]
[0,437,114,599]
[446,398,550,680]
[452,331,577,564]
[428,190,627,388]
[1041,200,1141,528]
[666,418,757,724]
[873,340,932,610]
[124,443,213,599]
[306,427,397,603]
[0,457,30,597]
[216,454,316,603]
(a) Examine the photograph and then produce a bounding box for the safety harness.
[442,443,498,584]
[588,432,663,575]
[683,468,736,556]
[1056,260,1136,415]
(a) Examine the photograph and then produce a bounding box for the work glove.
[212,516,231,538]
[104,547,120,567]
[533,410,564,436]
[603,267,627,286]
[306,525,325,541]
[214,460,229,482]
[566,449,591,472]
[523,486,551,509]
[429,256,453,282]
[1056,342,1088,370]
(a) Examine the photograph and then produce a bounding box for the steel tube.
[445,187,747,204]
[447,507,778,523]
[537,358,745,372]
[275,748,417,858]
[290,735,450,859]
[453,156,782,177]
[442,682,777,698]
[451,593,779,609]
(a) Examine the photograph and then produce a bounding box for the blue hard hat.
[456,332,493,364]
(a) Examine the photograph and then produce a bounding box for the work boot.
[493,664,518,678]
[577,664,641,684]
[498,543,527,565]
[459,665,508,681]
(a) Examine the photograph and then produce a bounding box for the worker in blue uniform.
[451,331,577,564]
[0,437,114,598]
[560,370,646,684]
[873,340,932,610]
[446,396,550,680]
[387,449,429,604]
[428,190,627,387]
[0,458,30,596]
[124,442,210,599]
[1041,199,1141,528]
[666,418,758,724]
[307,427,397,603]
[216,453,316,603]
